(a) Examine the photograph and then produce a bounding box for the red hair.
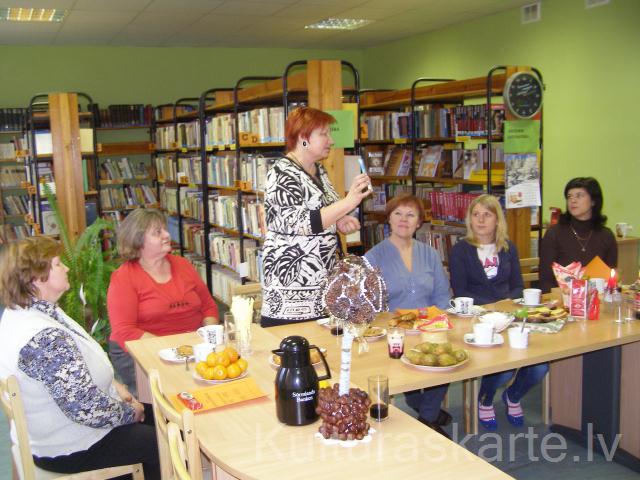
[385,194,426,225]
[285,107,336,151]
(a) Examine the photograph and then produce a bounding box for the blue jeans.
[479,363,549,405]
[404,385,449,422]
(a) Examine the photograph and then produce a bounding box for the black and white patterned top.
[18,300,136,427]
[261,157,340,325]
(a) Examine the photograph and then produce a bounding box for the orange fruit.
[212,365,227,381]
[206,352,217,367]
[227,363,242,379]
[195,361,208,377]
[223,346,239,363]
[203,367,216,381]
[236,358,248,373]
[215,352,231,367]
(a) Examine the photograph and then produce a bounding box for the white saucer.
[446,306,487,317]
[513,298,543,307]
[463,333,504,347]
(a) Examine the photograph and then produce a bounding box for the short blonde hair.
[117,208,166,261]
[464,194,510,252]
[0,237,63,308]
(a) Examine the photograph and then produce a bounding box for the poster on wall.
[504,152,541,209]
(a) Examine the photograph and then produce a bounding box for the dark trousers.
[34,420,160,479]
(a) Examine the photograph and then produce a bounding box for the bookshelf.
[153,60,359,306]
[0,111,31,242]
[94,110,157,227]
[23,93,98,240]
[358,66,543,259]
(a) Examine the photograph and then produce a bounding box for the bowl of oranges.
[193,346,249,384]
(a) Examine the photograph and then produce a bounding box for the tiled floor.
[1,382,637,479]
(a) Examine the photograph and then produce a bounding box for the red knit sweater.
[107,254,218,350]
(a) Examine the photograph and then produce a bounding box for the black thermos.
[273,336,331,426]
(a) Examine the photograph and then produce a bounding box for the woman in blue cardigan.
[449,194,547,430]
[366,194,452,438]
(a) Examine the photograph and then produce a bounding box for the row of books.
[361,105,454,141]
[415,223,466,264]
[237,107,285,144]
[0,166,27,187]
[156,154,177,182]
[159,186,178,214]
[2,194,29,215]
[0,108,26,132]
[177,121,200,149]
[154,105,196,122]
[428,191,481,222]
[92,104,153,128]
[363,183,435,215]
[362,221,389,249]
[453,104,504,137]
[416,144,504,179]
[155,125,175,150]
[100,185,157,210]
[205,114,235,147]
[365,146,412,177]
[0,224,30,241]
[101,157,149,180]
[241,196,265,238]
[241,153,274,192]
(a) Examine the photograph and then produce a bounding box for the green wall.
[361,0,640,231]
[0,46,362,106]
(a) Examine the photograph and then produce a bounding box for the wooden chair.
[167,422,192,480]
[520,257,540,286]
[0,375,144,480]
[148,369,206,480]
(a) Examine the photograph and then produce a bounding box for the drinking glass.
[224,312,237,347]
[368,375,389,422]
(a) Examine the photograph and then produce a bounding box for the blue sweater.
[449,239,524,305]
[365,239,451,311]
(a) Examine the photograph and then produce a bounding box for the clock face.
[504,72,543,119]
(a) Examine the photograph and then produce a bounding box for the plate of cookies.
[158,345,195,363]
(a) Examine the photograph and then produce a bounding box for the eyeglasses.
[566,192,587,200]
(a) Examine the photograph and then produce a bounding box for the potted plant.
[43,183,120,348]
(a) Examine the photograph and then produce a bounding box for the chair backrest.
[1,375,145,480]
[167,422,192,480]
[149,369,202,480]
[0,375,37,480]
[520,257,540,285]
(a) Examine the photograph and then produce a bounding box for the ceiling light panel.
[0,7,66,22]
[305,18,373,30]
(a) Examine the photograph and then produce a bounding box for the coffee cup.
[508,327,530,349]
[450,297,474,315]
[196,324,224,346]
[615,223,633,238]
[522,288,541,306]
[473,322,495,345]
[193,342,215,362]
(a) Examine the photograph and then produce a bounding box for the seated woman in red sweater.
[107,209,218,394]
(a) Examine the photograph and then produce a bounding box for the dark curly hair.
[559,177,607,229]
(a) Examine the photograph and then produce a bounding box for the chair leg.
[462,378,479,435]
[541,371,551,425]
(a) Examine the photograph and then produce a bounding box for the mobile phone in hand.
[357,157,373,192]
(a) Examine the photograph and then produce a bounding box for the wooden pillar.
[49,93,86,242]
[306,60,346,251]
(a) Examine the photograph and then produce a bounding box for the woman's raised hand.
[346,173,372,209]
[337,216,361,234]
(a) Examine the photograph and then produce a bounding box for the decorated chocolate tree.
[323,255,387,396]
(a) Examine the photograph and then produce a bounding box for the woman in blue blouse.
[0,237,159,477]
[365,194,452,437]
[449,194,547,430]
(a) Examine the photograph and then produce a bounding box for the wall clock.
[503,71,543,119]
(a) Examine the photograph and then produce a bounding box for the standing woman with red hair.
[261,107,371,327]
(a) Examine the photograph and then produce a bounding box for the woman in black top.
[540,177,617,293]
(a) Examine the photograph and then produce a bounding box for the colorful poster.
[505,153,541,209]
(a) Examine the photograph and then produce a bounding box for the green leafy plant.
[43,183,120,348]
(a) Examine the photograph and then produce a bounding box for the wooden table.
[127,326,512,480]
